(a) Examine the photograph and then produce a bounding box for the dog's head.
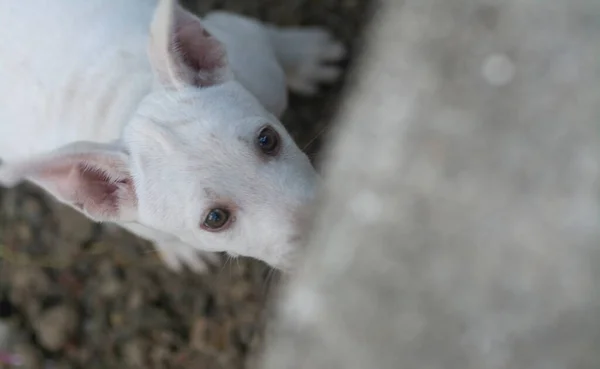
[0,0,318,271]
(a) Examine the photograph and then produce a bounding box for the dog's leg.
[119,222,220,273]
[203,11,346,99]
[153,239,221,273]
[265,25,347,96]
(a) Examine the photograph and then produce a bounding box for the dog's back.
[0,1,290,163]
[0,1,157,161]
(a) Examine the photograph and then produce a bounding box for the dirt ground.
[0,0,372,368]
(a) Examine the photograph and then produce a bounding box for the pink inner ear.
[172,14,227,87]
[73,164,131,211]
[22,154,137,221]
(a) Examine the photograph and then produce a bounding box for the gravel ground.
[0,1,372,368]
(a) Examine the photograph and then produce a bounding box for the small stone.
[97,260,124,299]
[99,278,122,300]
[34,304,78,352]
[126,288,145,311]
[209,321,231,351]
[13,343,44,369]
[109,313,124,327]
[0,320,11,350]
[15,222,32,243]
[21,198,43,222]
[189,318,209,351]
[123,337,149,368]
[149,344,171,369]
[9,268,51,309]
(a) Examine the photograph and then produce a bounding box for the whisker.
[262,266,278,295]
[302,125,330,152]
[221,254,232,272]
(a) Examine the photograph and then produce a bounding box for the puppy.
[0,0,345,272]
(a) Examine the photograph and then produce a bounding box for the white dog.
[0,0,345,272]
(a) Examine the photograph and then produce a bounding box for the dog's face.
[0,0,318,271]
[126,81,317,270]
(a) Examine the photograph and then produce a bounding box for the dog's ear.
[148,0,230,89]
[0,141,137,222]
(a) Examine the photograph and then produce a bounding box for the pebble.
[33,304,78,352]
[13,343,43,369]
[123,337,149,368]
[0,320,11,350]
[9,268,51,319]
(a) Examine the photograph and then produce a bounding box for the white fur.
[0,0,345,272]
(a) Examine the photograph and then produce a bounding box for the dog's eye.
[202,208,230,231]
[257,126,281,156]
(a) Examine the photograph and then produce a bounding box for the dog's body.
[0,0,344,271]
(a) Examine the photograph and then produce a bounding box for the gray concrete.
[260,0,600,368]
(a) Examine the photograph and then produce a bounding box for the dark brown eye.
[256,126,281,156]
[202,208,230,231]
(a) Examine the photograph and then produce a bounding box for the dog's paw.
[284,28,347,96]
[154,240,221,274]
